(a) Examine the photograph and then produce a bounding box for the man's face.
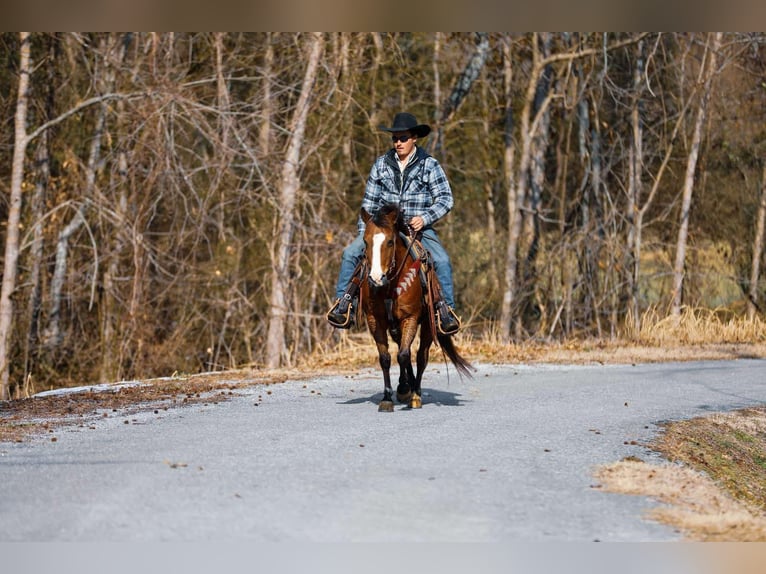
[391,131,416,159]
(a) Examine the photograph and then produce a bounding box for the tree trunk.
[586,94,604,338]
[265,32,323,369]
[500,34,549,340]
[259,33,274,155]
[0,32,31,400]
[22,134,50,397]
[22,34,58,396]
[480,70,498,288]
[433,32,442,129]
[428,32,490,157]
[671,33,722,316]
[523,33,553,335]
[627,39,645,335]
[499,35,518,340]
[368,33,384,133]
[100,33,131,382]
[44,35,113,350]
[748,164,766,319]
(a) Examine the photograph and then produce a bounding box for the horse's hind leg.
[411,325,433,409]
[395,346,414,404]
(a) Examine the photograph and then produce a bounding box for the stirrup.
[436,303,461,335]
[326,295,354,329]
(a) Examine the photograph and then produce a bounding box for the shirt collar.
[396,145,417,172]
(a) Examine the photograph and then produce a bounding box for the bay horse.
[359,204,473,412]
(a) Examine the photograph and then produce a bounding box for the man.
[326,112,461,334]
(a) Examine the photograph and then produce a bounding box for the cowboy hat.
[378,112,431,138]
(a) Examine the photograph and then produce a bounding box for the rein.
[388,232,411,287]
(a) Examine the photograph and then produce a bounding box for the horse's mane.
[372,203,403,230]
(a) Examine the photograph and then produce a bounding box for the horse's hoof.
[378,400,394,413]
[397,390,412,404]
[409,395,422,409]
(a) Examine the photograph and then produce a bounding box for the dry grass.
[587,309,766,541]
[597,406,766,541]
[312,323,766,372]
[630,305,766,346]
[597,458,766,541]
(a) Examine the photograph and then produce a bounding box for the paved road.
[1,359,765,542]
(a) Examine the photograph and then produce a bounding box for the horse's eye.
[387,240,394,247]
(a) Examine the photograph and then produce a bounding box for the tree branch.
[26,91,145,144]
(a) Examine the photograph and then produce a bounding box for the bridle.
[366,225,410,291]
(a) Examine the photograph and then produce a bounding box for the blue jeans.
[335,228,456,308]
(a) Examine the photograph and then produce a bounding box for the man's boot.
[327,262,365,329]
[435,300,461,335]
[326,293,355,328]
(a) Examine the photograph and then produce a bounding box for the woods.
[1,32,765,399]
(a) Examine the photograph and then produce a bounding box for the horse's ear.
[361,208,372,225]
[384,207,400,227]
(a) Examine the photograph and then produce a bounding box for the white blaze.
[369,232,386,284]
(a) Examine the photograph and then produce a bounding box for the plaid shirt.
[358,146,453,234]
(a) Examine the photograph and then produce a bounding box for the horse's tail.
[436,332,474,380]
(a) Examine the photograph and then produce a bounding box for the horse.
[359,204,473,412]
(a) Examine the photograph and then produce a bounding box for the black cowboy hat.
[378,112,431,138]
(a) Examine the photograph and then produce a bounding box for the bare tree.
[521,33,554,336]
[500,33,547,340]
[259,33,275,154]
[42,34,120,351]
[479,63,498,289]
[749,164,766,319]
[21,34,59,397]
[625,35,701,334]
[499,34,520,341]
[671,32,723,316]
[99,33,136,382]
[427,32,490,157]
[265,32,324,369]
[626,38,647,333]
[2,32,763,394]
[0,33,32,400]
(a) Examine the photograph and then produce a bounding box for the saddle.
[390,232,457,338]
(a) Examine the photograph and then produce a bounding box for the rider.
[326,112,461,334]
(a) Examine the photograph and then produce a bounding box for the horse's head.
[362,204,402,290]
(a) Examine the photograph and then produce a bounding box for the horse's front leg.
[377,343,394,412]
[366,308,394,412]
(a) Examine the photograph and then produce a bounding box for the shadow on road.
[337,387,467,408]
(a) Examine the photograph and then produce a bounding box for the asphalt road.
[1,358,765,542]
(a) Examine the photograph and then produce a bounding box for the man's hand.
[409,216,425,232]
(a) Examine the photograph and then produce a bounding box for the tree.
[265,32,324,369]
[499,33,551,340]
[1,32,763,394]
[748,164,766,319]
[427,32,490,157]
[21,34,58,397]
[0,33,31,400]
[671,33,723,316]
